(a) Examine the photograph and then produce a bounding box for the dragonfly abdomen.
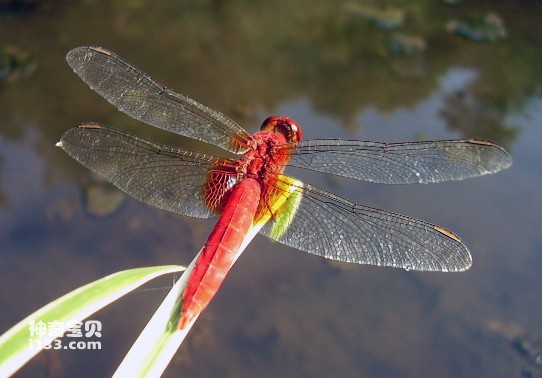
[179,178,261,329]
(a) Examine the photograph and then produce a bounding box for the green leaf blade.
[0,265,184,377]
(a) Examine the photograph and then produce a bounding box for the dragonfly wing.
[58,123,235,218]
[66,46,251,154]
[259,174,472,272]
[285,139,512,184]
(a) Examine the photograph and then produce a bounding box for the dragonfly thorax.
[204,124,295,215]
[238,131,290,181]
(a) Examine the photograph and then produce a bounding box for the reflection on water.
[0,1,541,377]
[488,321,542,377]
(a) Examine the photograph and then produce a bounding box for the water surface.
[0,2,540,377]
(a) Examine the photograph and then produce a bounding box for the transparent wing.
[260,174,472,272]
[284,139,512,184]
[66,46,251,154]
[58,123,238,218]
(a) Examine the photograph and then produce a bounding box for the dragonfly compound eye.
[260,116,302,142]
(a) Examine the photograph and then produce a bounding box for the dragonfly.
[58,46,512,329]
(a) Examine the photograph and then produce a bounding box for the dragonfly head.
[260,116,303,143]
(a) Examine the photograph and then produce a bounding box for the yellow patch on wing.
[254,175,303,240]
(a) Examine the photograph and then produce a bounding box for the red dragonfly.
[58,47,512,329]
